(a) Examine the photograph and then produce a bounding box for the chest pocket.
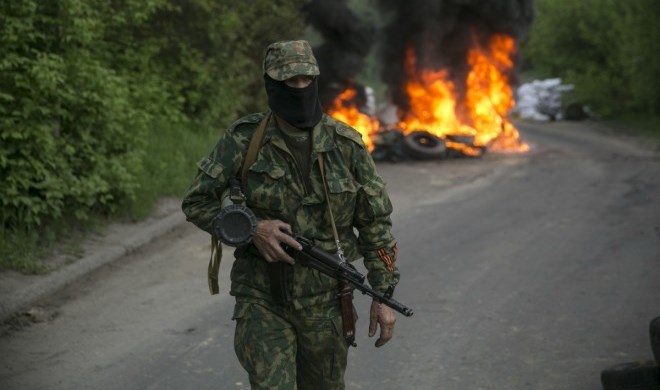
[246,158,288,212]
[326,177,358,228]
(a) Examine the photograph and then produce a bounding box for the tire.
[402,130,446,160]
[651,317,660,364]
[445,134,476,145]
[600,360,660,390]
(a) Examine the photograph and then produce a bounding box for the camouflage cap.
[263,40,320,81]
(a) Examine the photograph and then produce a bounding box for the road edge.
[0,206,187,323]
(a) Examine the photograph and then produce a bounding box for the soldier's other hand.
[368,300,396,347]
[253,219,302,265]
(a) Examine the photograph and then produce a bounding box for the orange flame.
[326,86,379,151]
[400,33,528,153]
[464,34,528,152]
[328,33,528,155]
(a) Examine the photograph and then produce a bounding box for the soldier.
[182,40,400,389]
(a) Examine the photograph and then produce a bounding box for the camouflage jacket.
[182,112,400,309]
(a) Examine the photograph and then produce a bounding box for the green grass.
[0,227,49,274]
[605,113,660,142]
[0,216,92,274]
[0,119,222,274]
[123,119,222,220]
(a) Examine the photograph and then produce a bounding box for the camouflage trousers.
[232,298,352,390]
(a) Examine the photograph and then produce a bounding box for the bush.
[0,0,150,228]
[0,0,307,272]
[523,0,660,118]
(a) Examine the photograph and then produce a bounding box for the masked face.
[264,74,323,129]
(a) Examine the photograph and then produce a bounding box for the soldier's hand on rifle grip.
[368,300,396,347]
[253,220,302,265]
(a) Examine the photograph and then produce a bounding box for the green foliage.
[0,0,307,272]
[125,119,217,220]
[1,0,147,229]
[614,0,660,116]
[523,0,660,118]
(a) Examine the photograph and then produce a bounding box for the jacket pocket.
[326,177,358,227]
[197,157,225,179]
[245,158,288,212]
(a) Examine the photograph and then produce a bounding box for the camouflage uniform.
[181,40,399,390]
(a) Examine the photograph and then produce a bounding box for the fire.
[400,33,528,153]
[327,33,528,155]
[464,34,528,152]
[326,86,379,151]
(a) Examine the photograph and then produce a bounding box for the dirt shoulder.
[0,198,186,323]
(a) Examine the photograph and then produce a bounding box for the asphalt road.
[1,120,659,390]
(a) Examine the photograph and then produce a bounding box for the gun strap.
[241,112,272,193]
[241,111,293,303]
[317,154,344,260]
[208,235,221,294]
[207,112,271,296]
[318,153,356,346]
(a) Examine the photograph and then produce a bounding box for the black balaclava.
[264,75,323,129]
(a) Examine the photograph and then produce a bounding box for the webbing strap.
[208,236,221,294]
[241,112,272,193]
[207,112,271,295]
[317,153,344,261]
[319,153,356,346]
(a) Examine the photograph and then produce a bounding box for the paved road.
[1,120,659,390]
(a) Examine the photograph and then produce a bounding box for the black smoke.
[304,0,375,109]
[305,0,535,114]
[377,0,535,112]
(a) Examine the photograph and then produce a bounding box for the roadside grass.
[0,226,50,274]
[123,120,221,220]
[0,216,91,274]
[0,120,221,274]
[605,114,660,143]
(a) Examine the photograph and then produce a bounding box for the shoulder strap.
[208,236,221,294]
[241,112,272,192]
[317,153,345,262]
[207,112,271,295]
[319,153,355,346]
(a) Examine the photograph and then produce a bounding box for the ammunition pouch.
[268,262,292,304]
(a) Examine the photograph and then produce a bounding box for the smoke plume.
[377,0,535,111]
[304,0,375,108]
[306,0,535,114]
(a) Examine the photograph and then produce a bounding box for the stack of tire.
[402,131,448,160]
[401,131,484,160]
[601,316,660,390]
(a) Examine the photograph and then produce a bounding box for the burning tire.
[402,131,446,160]
[600,361,660,390]
[652,317,660,364]
[445,134,475,145]
[371,129,409,162]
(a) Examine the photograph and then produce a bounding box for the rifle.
[212,203,414,317]
[287,235,413,317]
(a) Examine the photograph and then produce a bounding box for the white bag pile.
[513,78,574,121]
